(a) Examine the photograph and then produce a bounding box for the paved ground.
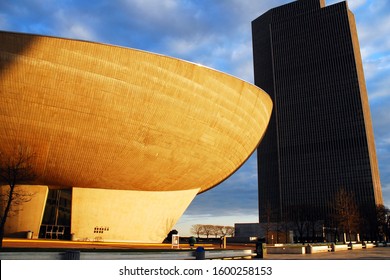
[263,246,390,260]
[1,238,219,250]
[2,238,390,260]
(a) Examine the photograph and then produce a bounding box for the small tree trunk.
[0,226,5,248]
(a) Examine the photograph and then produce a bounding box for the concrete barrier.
[331,244,349,252]
[351,243,363,250]
[306,245,330,254]
[267,246,306,254]
[364,243,374,249]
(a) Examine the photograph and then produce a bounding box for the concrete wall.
[1,185,48,239]
[235,223,293,243]
[71,187,199,243]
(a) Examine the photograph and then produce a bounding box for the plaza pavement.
[1,238,390,260]
[263,246,390,260]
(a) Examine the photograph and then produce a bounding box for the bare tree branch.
[190,224,204,239]
[0,145,37,248]
[333,187,360,243]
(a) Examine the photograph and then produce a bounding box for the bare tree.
[220,225,229,237]
[190,224,235,239]
[260,201,274,243]
[190,224,204,238]
[0,188,35,217]
[376,204,390,243]
[224,226,234,237]
[289,205,309,244]
[211,225,224,238]
[0,145,37,248]
[333,187,360,244]
[278,219,292,243]
[202,224,214,239]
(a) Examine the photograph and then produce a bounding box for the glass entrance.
[39,189,72,239]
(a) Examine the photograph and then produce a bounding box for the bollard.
[63,250,81,260]
[195,246,205,260]
[26,231,33,239]
[188,236,196,248]
[255,242,267,258]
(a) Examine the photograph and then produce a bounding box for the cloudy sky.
[1,0,389,236]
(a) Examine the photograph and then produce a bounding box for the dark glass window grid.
[253,1,379,224]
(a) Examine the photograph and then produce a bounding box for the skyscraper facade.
[253,0,383,233]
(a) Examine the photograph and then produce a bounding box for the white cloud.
[165,34,213,57]
[67,24,96,41]
[355,5,390,60]
[238,62,255,83]
[367,75,390,101]
[53,9,98,41]
[368,0,388,13]
[123,0,179,15]
[167,38,197,56]
[229,43,254,81]
[347,0,367,10]
[381,183,390,207]
[225,0,286,22]
[119,0,196,36]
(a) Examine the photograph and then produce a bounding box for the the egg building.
[0,31,272,243]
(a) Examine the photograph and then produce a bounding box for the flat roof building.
[253,0,383,237]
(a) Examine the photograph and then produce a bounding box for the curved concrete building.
[0,31,272,242]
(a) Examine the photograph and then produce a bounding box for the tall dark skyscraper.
[252,0,383,231]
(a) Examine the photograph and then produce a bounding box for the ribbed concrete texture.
[0,31,272,193]
[0,31,272,242]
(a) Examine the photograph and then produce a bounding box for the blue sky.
[1,0,389,236]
